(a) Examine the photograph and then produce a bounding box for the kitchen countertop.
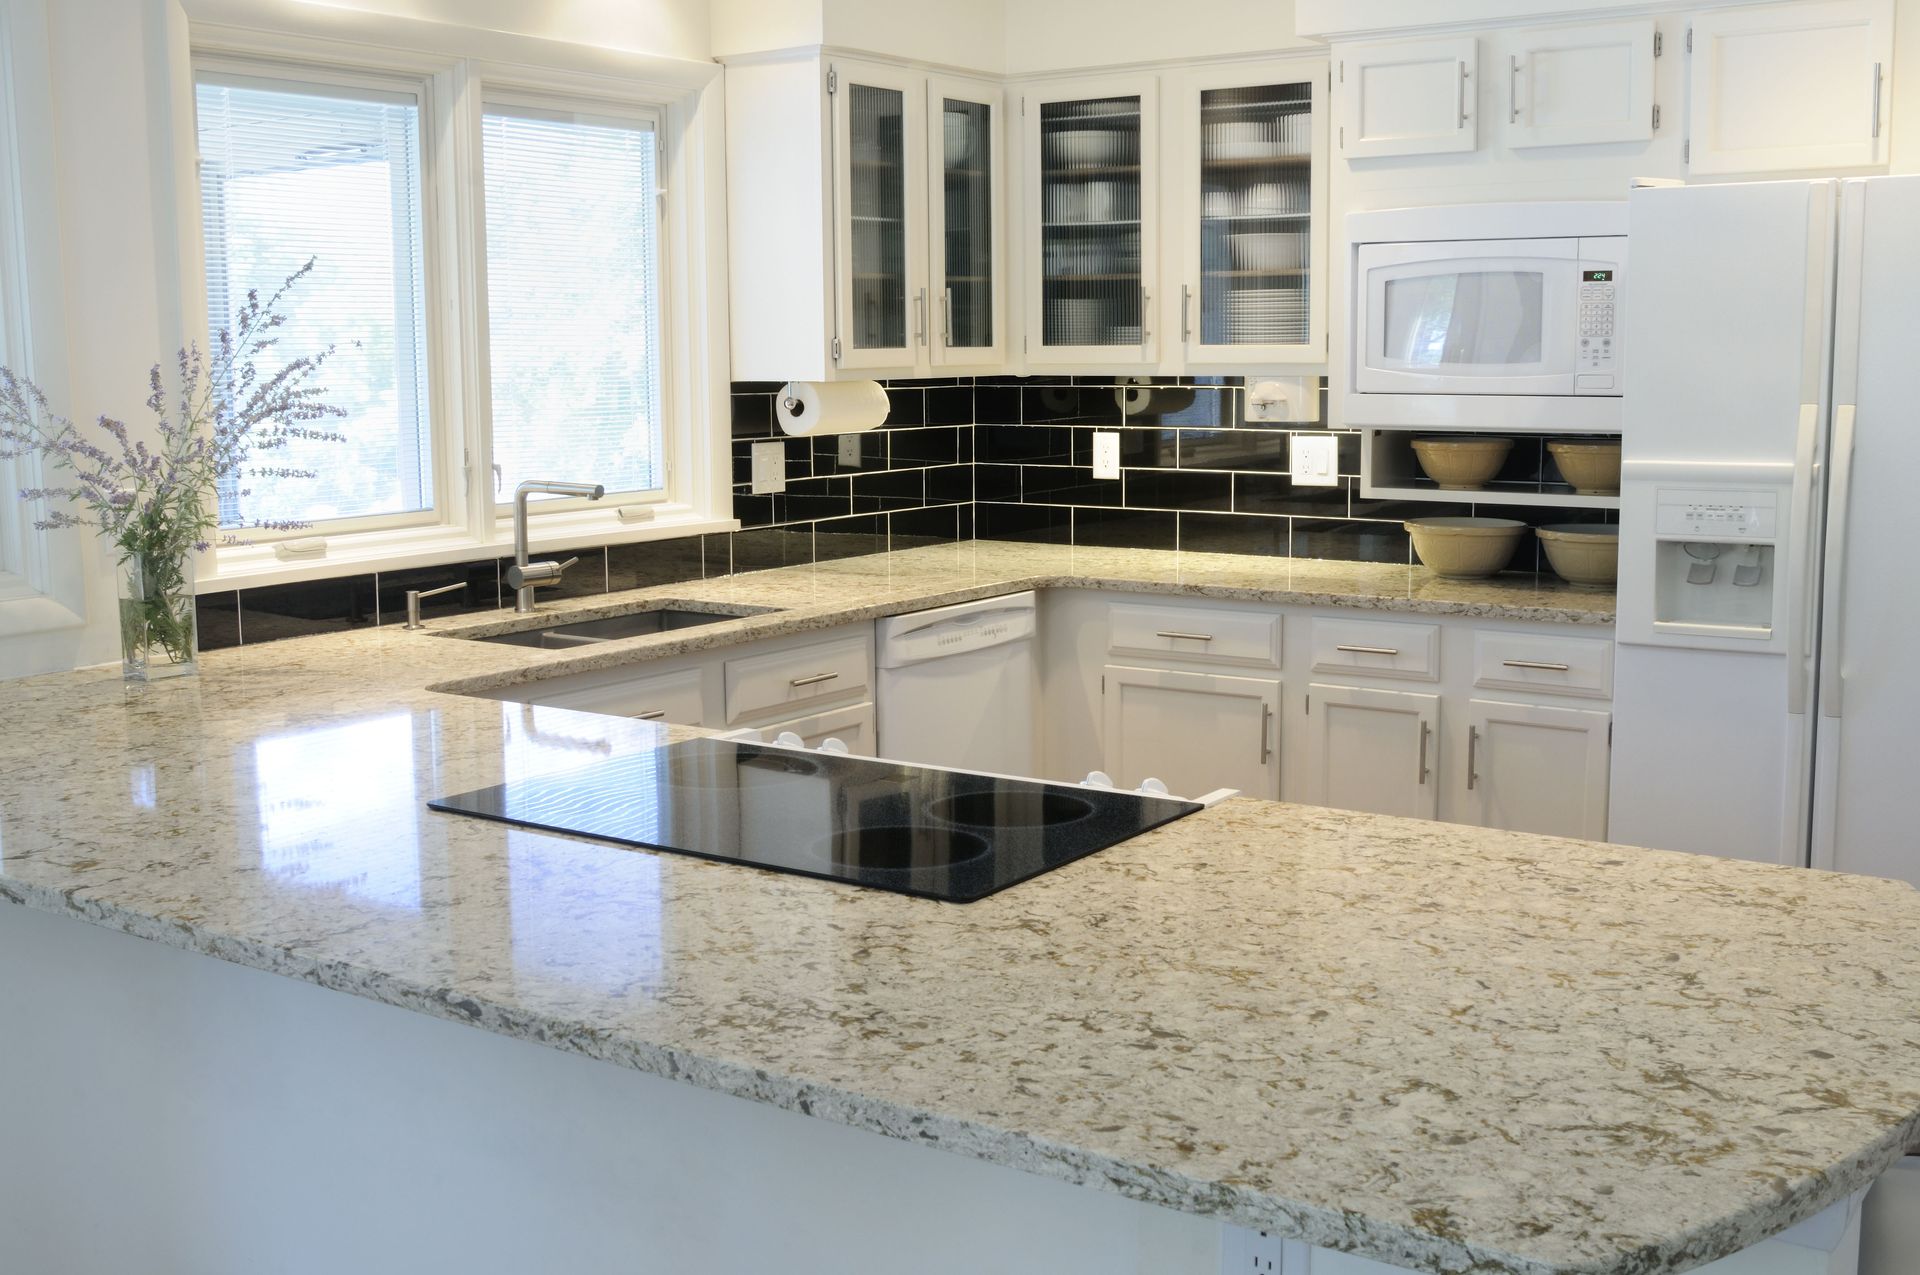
[7,543,1919,1275]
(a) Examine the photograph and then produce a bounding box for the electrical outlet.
[1092,430,1122,480]
[837,433,863,468]
[750,440,787,495]
[1219,1224,1285,1274]
[1289,433,1339,487]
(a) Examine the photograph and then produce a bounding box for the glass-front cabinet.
[1175,61,1328,366]
[1023,75,1160,366]
[927,75,1004,367]
[830,60,926,372]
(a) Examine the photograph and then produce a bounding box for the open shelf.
[1362,430,1623,511]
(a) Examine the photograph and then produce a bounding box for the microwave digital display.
[1583,270,1614,282]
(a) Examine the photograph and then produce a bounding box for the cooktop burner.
[429,738,1202,902]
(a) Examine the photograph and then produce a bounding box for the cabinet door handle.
[1509,54,1523,123]
[1458,59,1471,126]
[633,709,667,721]
[1418,719,1431,785]
[1466,725,1480,791]
[1180,284,1193,343]
[1261,702,1273,765]
[790,672,840,688]
[1871,62,1883,139]
[1156,630,1214,642]
[942,287,955,347]
[1502,659,1570,672]
[914,288,928,346]
[1139,286,1152,347]
[1336,644,1399,656]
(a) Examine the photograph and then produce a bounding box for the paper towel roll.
[1114,380,1198,418]
[776,380,890,437]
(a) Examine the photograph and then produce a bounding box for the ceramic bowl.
[1406,517,1530,579]
[1228,232,1305,271]
[1409,436,1514,490]
[1547,439,1623,496]
[1536,524,1620,589]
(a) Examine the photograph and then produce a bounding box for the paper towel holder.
[779,382,807,420]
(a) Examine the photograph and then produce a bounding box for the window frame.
[181,24,731,591]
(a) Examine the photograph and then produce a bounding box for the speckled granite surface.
[5,544,1918,1275]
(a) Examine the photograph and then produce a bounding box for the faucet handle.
[555,556,580,573]
[505,557,578,591]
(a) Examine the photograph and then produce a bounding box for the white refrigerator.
[1610,175,1920,887]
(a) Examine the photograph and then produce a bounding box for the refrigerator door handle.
[1819,404,1859,719]
[1786,403,1820,716]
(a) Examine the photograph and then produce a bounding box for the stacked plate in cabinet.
[1225,289,1308,342]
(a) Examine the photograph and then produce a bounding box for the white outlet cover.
[750,440,786,495]
[1289,433,1340,487]
[1092,430,1122,480]
[837,433,863,467]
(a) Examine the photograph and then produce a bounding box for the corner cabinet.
[1460,698,1611,841]
[1101,664,1281,799]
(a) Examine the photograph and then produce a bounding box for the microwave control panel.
[1578,268,1618,386]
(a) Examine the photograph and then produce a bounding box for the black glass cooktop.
[429,739,1202,903]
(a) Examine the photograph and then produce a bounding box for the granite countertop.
[6,544,1919,1275]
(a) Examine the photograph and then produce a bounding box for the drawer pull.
[1156,630,1214,642]
[1260,702,1273,765]
[1503,659,1571,672]
[1336,644,1400,656]
[633,709,667,721]
[789,672,840,688]
[1467,725,1480,791]
[1417,719,1431,785]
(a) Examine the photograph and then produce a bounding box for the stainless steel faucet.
[508,479,605,613]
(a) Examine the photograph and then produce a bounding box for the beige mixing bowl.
[1405,517,1530,579]
[1410,436,1514,490]
[1536,524,1619,589]
[1546,440,1623,496]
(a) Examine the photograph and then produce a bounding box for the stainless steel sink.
[467,605,776,649]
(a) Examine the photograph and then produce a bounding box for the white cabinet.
[927,75,1006,367]
[1022,73,1162,366]
[1169,59,1329,366]
[1462,698,1611,841]
[831,58,926,371]
[1303,684,1439,819]
[1686,0,1894,175]
[1337,37,1478,158]
[756,701,876,755]
[1101,664,1279,798]
[532,666,708,725]
[1497,19,1656,149]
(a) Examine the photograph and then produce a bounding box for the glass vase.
[119,547,198,682]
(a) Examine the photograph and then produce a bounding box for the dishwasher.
[875,592,1037,775]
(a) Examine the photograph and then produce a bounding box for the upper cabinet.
[1685,0,1894,175]
[831,60,925,372]
[1337,37,1479,158]
[1498,19,1656,150]
[928,76,1006,366]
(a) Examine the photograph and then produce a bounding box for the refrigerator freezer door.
[1809,176,1920,887]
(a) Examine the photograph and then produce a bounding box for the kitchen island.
[2,543,1915,1275]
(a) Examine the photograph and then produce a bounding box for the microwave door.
[1356,238,1580,395]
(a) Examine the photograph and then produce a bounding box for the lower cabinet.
[1303,683,1439,819]
[1101,664,1281,799]
[534,666,708,726]
[756,701,876,755]
[1462,698,1611,840]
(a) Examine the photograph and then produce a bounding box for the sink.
[467,605,776,650]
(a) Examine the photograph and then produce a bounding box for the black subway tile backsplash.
[1125,468,1232,512]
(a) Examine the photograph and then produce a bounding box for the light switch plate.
[750,440,787,494]
[1092,430,1122,480]
[1289,433,1339,487]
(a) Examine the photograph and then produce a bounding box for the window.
[195,75,433,529]
[481,105,663,503]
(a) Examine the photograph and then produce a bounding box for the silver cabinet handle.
[914,288,928,346]
[1336,644,1399,656]
[790,672,840,688]
[1180,284,1192,343]
[1458,59,1470,126]
[633,709,667,721]
[1509,54,1522,123]
[1871,62,1883,139]
[1139,286,1152,347]
[942,287,955,347]
[1502,659,1570,671]
[1466,725,1480,790]
[1418,719,1431,785]
[1260,702,1273,765]
[1156,630,1214,642]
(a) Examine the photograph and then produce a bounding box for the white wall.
[1002,0,1313,74]
[291,0,712,61]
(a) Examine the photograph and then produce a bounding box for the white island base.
[0,907,1866,1275]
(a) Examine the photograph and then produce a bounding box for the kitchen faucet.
[508,479,605,613]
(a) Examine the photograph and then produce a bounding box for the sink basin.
[468,606,775,649]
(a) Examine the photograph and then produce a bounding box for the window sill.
[197,507,740,592]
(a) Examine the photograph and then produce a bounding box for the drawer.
[1473,631,1613,699]
[1107,603,1281,669]
[537,666,706,724]
[725,633,872,724]
[1310,617,1440,682]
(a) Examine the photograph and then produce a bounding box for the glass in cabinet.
[927,76,1003,366]
[831,61,926,371]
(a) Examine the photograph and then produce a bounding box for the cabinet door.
[758,701,876,756]
[1338,37,1478,158]
[1101,664,1278,799]
[926,76,1004,368]
[1686,0,1893,174]
[1174,61,1329,367]
[1303,684,1438,819]
[831,59,927,371]
[1502,20,1655,149]
[1024,75,1160,365]
[1463,699,1610,840]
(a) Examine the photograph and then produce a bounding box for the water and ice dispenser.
[1651,487,1779,635]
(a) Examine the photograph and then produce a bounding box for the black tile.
[1113,427,1179,469]
[500,546,606,601]
[926,385,977,424]
[1125,468,1232,512]
[240,574,378,643]
[1347,492,1461,521]
[1292,519,1410,565]
[1178,428,1286,472]
[785,435,815,479]
[926,463,974,504]
[1074,508,1177,550]
[1124,385,1233,427]
[1337,432,1363,477]
[1024,384,1115,424]
[1491,436,1550,485]
[734,492,777,527]
[701,533,733,576]
[1023,466,1121,507]
[889,504,961,548]
[1179,512,1290,558]
[957,425,975,464]
[1235,474,1350,517]
[975,502,1071,544]
[1187,375,1245,388]
[851,468,926,511]
[731,526,813,572]
[606,537,706,591]
[731,393,775,438]
[814,514,888,563]
[957,503,976,540]
[731,447,755,487]
[882,386,927,426]
[887,426,961,468]
[196,591,242,649]
[730,380,786,394]
[812,432,886,475]
[776,489,855,522]
[373,562,500,626]
[972,384,1022,423]
[978,424,1072,464]
[974,463,1023,502]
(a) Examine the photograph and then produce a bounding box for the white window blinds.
[195,77,433,529]
[481,106,663,501]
